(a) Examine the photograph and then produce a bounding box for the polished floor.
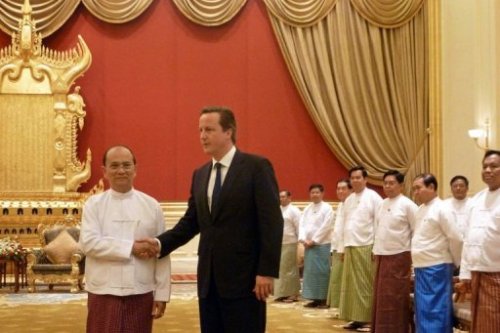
[0,283,348,333]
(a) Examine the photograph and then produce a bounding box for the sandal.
[342,322,363,330]
[283,297,298,303]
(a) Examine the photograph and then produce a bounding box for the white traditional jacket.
[337,188,383,253]
[373,194,417,255]
[411,197,462,268]
[299,201,333,245]
[460,187,500,279]
[80,189,171,301]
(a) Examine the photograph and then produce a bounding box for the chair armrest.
[71,252,85,275]
[71,252,84,264]
[27,249,46,266]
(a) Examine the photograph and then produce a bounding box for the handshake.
[132,237,160,259]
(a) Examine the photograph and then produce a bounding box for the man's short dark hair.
[201,106,237,143]
[337,178,352,189]
[349,165,367,178]
[484,149,500,161]
[414,173,438,191]
[280,190,292,197]
[102,145,137,166]
[309,183,324,192]
[384,170,405,184]
[450,175,469,187]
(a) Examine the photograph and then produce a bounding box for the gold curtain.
[0,0,154,37]
[81,0,153,24]
[265,0,429,191]
[262,0,337,27]
[172,0,247,27]
[349,0,425,28]
[0,0,80,37]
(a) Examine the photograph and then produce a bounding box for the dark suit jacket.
[158,150,284,298]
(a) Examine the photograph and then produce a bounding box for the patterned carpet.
[0,283,349,333]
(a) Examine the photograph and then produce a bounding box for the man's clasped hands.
[131,238,160,259]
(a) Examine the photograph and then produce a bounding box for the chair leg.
[70,279,79,293]
[27,278,36,293]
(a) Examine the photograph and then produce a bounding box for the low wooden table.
[0,258,27,292]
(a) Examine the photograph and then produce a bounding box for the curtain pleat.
[172,0,247,27]
[349,0,424,28]
[0,0,154,36]
[265,0,429,191]
[81,0,153,24]
[262,0,337,27]
[0,0,80,37]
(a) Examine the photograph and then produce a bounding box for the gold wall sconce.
[468,118,490,150]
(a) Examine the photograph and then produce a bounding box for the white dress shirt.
[460,188,500,280]
[299,201,333,245]
[411,197,463,268]
[281,203,301,244]
[208,146,236,210]
[373,194,417,255]
[337,188,383,253]
[80,189,171,301]
[442,197,470,237]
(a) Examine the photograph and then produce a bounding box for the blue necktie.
[211,162,222,211]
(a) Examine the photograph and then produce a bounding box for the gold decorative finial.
[23,0,32,15]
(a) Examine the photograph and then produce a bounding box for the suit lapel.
[198,163,212,219]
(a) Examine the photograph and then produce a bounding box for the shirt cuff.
[155,238,162,258]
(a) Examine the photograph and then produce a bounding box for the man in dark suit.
[154,106,283,333]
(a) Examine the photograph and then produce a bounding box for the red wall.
[0,0,351,200]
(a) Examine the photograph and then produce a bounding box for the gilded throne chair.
[26,222,85,293]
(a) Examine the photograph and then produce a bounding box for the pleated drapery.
[264,0,429,190]
[0,0,431,191]
[0,0,153,36]
[172,0,247,27]
[81,0,153,24]
[0,0,80,37]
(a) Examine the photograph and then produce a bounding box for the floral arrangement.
[0,237,28,262]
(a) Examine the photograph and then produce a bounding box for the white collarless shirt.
[337,188,383,253]
[299,201,333,245]
[460,188,500,279]
[442,197,470,237]
[281,203,302,244]
[373,194,417,255]
[411,197,463,268]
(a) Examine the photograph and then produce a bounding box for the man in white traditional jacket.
[460,149,500,333]
[273,190,302,303]
[326,178,352,309]
[337,165,382,331]
[443,175,470,237]
[371,170,417,333]
[299,183,333,308]
[80,145,171,333]
[411,173,462,333]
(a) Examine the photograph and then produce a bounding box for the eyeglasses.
[107,162,134,171]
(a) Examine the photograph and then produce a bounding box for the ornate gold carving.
[0,0,96,250]
[0,0,92,193]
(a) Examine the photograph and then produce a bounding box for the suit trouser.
[198,277,266,333]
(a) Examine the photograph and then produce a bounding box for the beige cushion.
[44,229,79,264]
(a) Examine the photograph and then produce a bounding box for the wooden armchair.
[27,222,84,293]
